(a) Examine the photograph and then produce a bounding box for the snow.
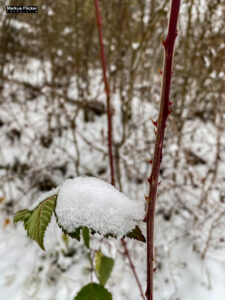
[55,177,145,237]
[30,187,60,210]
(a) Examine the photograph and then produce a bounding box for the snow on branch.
[56,177,144,237]
[14,176,145,250]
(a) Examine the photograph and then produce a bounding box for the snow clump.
[55,177,145,237]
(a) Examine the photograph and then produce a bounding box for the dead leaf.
[0,196,5,203]
[4,218,10,227]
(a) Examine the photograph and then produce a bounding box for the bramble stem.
[145,1,181,299]
[94,2,145,298]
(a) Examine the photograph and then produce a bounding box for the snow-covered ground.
[0,53,225,300]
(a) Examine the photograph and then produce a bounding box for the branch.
[145,1,181,299]
[121,239,145,300]
[94,0,115,186]
[0,76,106,114]
[94,2,145,298]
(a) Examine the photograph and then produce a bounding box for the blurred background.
[0,1,225,299]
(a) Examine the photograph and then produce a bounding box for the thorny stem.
[145,1,181,299]
[94,1,145,298]
[94,0,115,186]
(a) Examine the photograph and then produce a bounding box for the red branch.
[145,1,181,299]
[94,0,115,186]
[94,1,145,298]
[121,239,145,300]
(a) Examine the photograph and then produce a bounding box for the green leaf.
[25,195,57,250]
[103,232,116,239]
[82,226,90,248]
[95,251,114,286]
[56,222,145,245]
[67,227,82,241]
[74,283,112,300]
[14,209,32,223]
[126,225,146,243]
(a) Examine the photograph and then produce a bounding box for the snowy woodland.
[0,0,225,299]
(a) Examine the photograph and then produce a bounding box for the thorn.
[154,128,157,136]
[164,123,167,129]
[171,71,174,75]
[147,175,152,184]
[148,159,153,164]
[161,34,166,48]
[153,264,159,272]
[169,101,173,106]
[143,215,147,222]
[158,181,161,186]
[158,68,163,75]
[144,194,148,201]
[152,119,158,127]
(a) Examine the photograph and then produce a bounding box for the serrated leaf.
[74,283,112,300]
[126,225,146,242]
[82,226,90,248]
[95,251,114,286]
[25,195,57,250]
[14,209,32,223]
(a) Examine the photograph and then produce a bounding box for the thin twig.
[94,0,115,186]
[121,239,145,300]
[94,1,145,298]
[145,1,181,299]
